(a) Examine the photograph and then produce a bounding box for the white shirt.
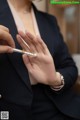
[7,0,41,85]
[7,0,40,36]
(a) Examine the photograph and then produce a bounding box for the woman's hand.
[17,31,61,86]
[0,25,15,53]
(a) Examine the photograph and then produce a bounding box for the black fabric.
[31,84,79,120]
[0,85,79,120]
[32,84,60,120]
[0,98,32,120]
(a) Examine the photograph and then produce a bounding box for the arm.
[50,16,78,91]
[55,38,78,91]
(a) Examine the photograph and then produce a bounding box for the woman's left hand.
[17,31,61,86]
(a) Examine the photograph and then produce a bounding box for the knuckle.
[6,47,11,53]
[6,46,9,51]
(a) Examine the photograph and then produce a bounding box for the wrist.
[56,72,62,85]
[52,72,62,86]
[50,72,65,91]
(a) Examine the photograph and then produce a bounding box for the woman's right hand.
[0,25,15,53]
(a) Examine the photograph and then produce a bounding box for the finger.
[0,45,13,53]
[22,54,33,73]
[19,35,30,50]
[18,31,37,52]
[0,25,9,32]
[0,30,15,48]
[17,35,30,52]
[25,33,38,52]
[36,36,50,54]
[26,32,43,53]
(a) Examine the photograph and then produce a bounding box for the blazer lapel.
[33,4,56,55]
[0,0,32,92]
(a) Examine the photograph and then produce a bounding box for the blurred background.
[33,0,80,92]
[33,0,80,54]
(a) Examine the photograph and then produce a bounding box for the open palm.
[17,31,59,86]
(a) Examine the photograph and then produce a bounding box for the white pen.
[13,48,37,57]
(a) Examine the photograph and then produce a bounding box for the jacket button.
[0,94,2,99]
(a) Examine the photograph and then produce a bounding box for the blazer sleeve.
[49,16,78,92]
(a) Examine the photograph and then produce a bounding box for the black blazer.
[0,0,80,119]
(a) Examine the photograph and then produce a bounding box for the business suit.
[0,0,80,119]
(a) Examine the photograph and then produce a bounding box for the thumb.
[0,46,13,53]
